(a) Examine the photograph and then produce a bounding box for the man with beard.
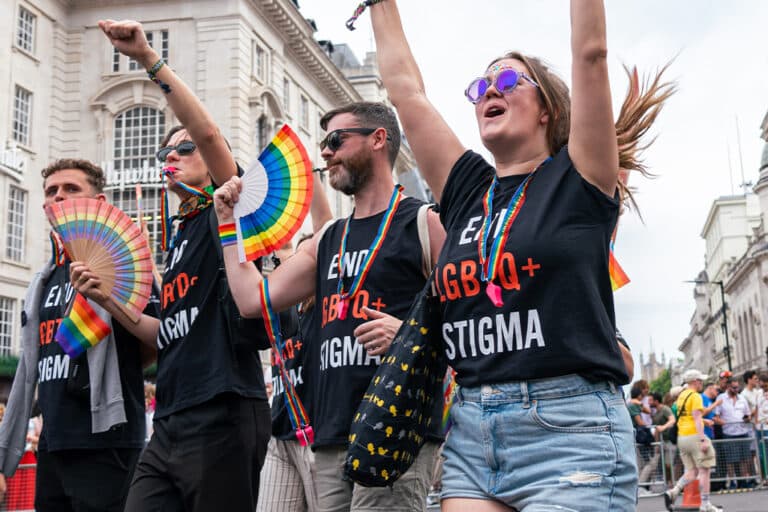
[213,101,446,512]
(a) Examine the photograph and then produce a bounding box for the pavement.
[637,487,768,512]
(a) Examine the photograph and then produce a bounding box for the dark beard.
[329,151,373,196]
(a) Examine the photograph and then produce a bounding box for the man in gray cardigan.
[0,159,159,512]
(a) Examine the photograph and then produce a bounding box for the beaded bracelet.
[218,222,237,247]
[147,59,172,94]
[346,0,385,31]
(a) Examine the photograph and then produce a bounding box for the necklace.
[335,184,403,320]
[477,157,551,307]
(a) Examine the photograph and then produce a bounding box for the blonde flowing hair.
[615,62,677,216]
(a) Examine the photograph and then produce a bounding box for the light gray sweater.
[0,262,126,476]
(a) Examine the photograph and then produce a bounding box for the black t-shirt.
[37,261,155,451]
[271,305,316,440]
[312,197,431,448]
[156,207,266,419]
[436,149,628,387]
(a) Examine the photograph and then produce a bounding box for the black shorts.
[35,447,141,512]
[125,393,271,512]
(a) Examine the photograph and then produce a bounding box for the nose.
[165,149,180,163]
[484,81,503,100]
[320,145,334,161]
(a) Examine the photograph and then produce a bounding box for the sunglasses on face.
[319,128,384,152]
[156,140,197,162]
[465,68,540,104]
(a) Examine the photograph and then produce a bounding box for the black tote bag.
[344,276,446,487]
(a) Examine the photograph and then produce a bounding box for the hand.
[98,19,158,68]
[703,419,714,427]
[353,307,402,356]
[0,473,6,503]
[70,261,110,305]
[213,176,241,224]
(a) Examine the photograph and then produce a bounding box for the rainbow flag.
[441,368,457,434]
[54,294,112,358]
[609,250,630,291]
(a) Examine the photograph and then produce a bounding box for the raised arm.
[310,173,333,232]
[213,177,317,318]
[567,0,618,196]
[99,20,236,186]
[369,1,464,202]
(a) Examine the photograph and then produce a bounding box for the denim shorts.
[440,374,637,511]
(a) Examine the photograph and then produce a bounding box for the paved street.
[637,488,767,512]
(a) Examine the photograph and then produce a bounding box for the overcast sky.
[301,1,768,377]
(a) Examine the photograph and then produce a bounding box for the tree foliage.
[649,367,671,396]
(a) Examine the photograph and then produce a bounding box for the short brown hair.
[41,159,106,193]
[320,102,401,166]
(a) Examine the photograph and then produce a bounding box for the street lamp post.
[686,279,732,372]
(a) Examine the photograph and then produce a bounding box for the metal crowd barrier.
[636,421,768,497]
[0,462,36,512]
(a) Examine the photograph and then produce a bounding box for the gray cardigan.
[0,262,126,476]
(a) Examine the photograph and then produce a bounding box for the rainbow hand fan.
[45,198,155,323]
[233,124,313,262]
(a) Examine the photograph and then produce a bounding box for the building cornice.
[252,0,361,106]
[700,195,749,238]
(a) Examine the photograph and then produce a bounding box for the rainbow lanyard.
[477,158,550,307]
[335,184,403,320]
[160,167,213,251]
[50,232,67,267]
[259,279,314,447]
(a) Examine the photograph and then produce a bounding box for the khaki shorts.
[678,434,716,469]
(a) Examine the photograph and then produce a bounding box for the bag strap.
[416,204,432,279]
[675,390,694,419]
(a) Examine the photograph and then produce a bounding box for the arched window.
[110,106,166,265]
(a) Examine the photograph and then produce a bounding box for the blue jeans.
[441,374,637,511]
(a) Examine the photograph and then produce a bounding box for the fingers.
[360,306,386,319]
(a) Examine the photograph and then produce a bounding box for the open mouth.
[485,106,506,118]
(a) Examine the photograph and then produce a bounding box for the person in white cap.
[664,369,722,512]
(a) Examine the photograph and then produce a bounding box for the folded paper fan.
[233,124,313,262]
[45,198,154,323]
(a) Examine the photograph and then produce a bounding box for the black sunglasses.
[320,128,388,152]
[156,140,197,162]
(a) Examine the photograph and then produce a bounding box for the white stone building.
[722,112,768,375]
[681,109,768,376]
[0,0,419,359]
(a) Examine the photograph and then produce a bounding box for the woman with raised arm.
[100,20,272,512]
[370,1,638,510]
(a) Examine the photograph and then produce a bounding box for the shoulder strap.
[417,204,432,279]
[676,390,693,419]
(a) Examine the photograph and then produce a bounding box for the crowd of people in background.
[628,368,768,506]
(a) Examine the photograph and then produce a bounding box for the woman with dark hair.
[366,1,663,509]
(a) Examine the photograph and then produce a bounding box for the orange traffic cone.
[681,479,701,508]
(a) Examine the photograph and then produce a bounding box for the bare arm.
[310,173,333,232]
[370,1,464,202]
[426,209,446,268]
[619,343,634,382]
[213,177,317,317]
[99,20,236,186]
[567,0,619,196]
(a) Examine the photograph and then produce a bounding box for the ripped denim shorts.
[440,374,637,511]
